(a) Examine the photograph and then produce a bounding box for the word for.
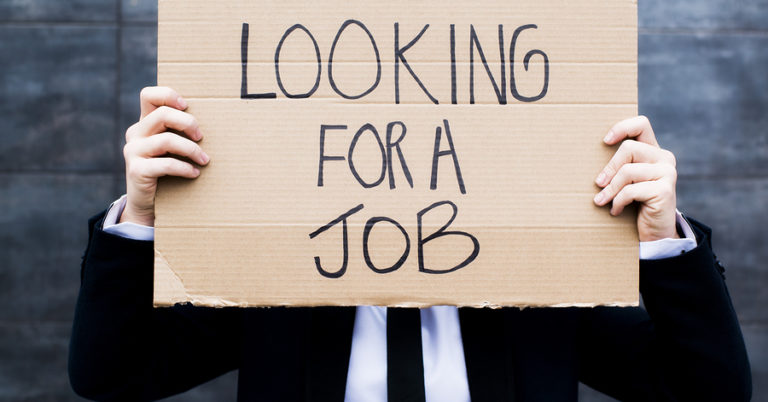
[240,21,549,104]
[308,201,480,278]
[318,119,466,193]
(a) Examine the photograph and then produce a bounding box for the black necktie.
[387,307,426,402]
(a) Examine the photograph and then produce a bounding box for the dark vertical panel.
[0,26,118,172]
[121,0,157,23]
[639,34,768,177]
[119,26,157,136]
[0,0,117,22]
[0,174,116,322]
[742,324,768,401]
[676,178,768,323]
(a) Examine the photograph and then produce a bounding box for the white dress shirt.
[102,195,697,402]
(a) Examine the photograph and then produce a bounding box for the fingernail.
[201,151,210,164]
[594,192,605,205]
[193,167,200,176]
[177,96,188,110]
[596,172,607,186]
[603,130,614,143]
[195,127,203,140]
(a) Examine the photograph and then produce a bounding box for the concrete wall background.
[0,0,765,400]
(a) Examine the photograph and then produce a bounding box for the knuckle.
[152,106,174,127]
[127,161,142,180]
[664,163,678,181]
[658,183,674,199]
[139,87,149,101]
[623,184,638,198]
[664,149,676,166]
[186,114,198,131]
[156,105,172,116]
[615,163,632,178]
[159,133,174,149]
[615,187,628,201]
[125,124,137,142]
[613,191,627,206]
[609,170,625,189]
[122,142,134,159]
[184,143,197,158]
[179,114,194,131]
[618,139,635,154]
[162,158,176,171]
[176,161,192,176]
[623,190,637,204]
[156,85,171,95]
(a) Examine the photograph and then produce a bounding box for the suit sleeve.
[577,218,751,402]
[68,211,244,401]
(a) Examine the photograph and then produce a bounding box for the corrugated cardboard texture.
[155,0,639,307]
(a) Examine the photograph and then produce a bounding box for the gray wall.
[0,0,765,400]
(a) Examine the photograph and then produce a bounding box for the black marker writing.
[309,201,479,277]
[240,21,549,103]
[274,24,322,98]
[329,20,382,99]
[308,204,365,278]
[317,124,347,187]
[394,23,438,104]
[363,217,411,274]
[510,24,549,102]
[348,123,387,188]
[417,200,480,274]
[430,119,466,194]
[469,24,506,105]
[241,23,277,99]
[385,121,413,189]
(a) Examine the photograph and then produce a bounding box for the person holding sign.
[68,86,751,401]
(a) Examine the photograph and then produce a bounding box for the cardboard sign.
[154,0,639,308]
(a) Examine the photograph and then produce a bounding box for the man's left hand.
[593,116,679,242]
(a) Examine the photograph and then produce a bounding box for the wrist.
[120,204,155,227]
[639,226,679,242]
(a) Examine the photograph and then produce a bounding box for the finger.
[596,140,676,187]
[604,115,658,147]
[130,157,201,180]
[609,181,666,216]
[127,133,210,166]
[140,86,187,119]
[128,106,202,142]
[594,163,673,206]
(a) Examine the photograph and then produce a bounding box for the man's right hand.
[120,86,210,227]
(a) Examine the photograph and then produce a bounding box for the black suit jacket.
[68,212,751,401]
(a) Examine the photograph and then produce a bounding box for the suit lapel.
[459,308,516,402]
[307,307,356,402]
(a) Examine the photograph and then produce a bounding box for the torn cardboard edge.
[156,246,639,309]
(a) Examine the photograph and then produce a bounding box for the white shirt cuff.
[638,211,697,260]
[102,195,155,241]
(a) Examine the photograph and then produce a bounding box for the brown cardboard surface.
[155,0,639,307]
